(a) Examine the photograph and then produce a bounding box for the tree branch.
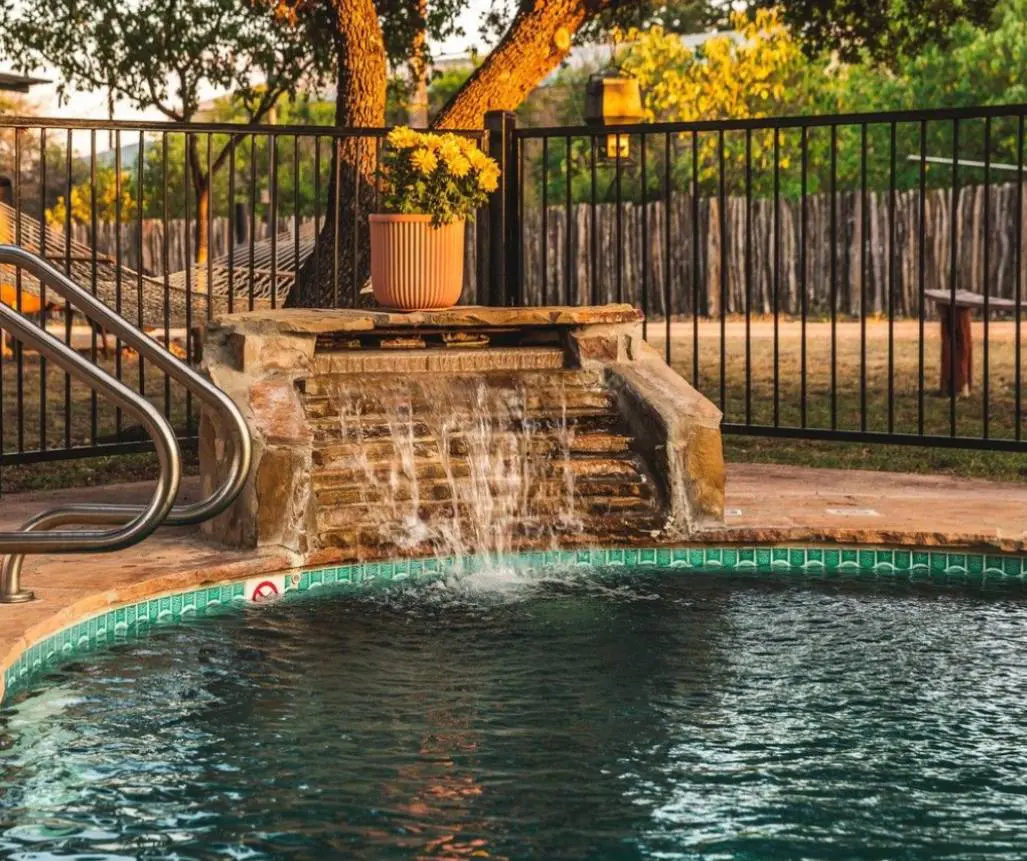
[433,0,615,128]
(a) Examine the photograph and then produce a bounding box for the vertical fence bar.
[248,134,257,311]
[589,135,597,305]
[114,129,124,437]
[517,136,525,305]
[1016,114,1023,440]
[14,127,22,454]
[718,127,727,415]
[691,130,699,388]
[888,121,897,434]
[227,135,236,315]
[772,127,780,427]
[641,132,649,338]
[830,124,838,430]
[270,134,279,309]
[90,130,98,443]
[138,130,147,394]
[564,135,572,305]
[247,133,256,312]
[314,136,322,297]
[744,128,752,425]
[483,112,515,306]
[350,144,359,307]
[948,118,959,436]
[541,136,548,306]
[331,138,341,307]
[183,132,193,435]
[860,123,868,431]
[206,133,213,323]
[293,135,301,309]
[38,128,47,451]
[63,128,72,449]
[664,132,672,363]
[718,129,726,412]
[918,120,927,436]
[162,132,171,421]
[615,141,623,304]
[800,126,808,428]
[982,117,991,439]
[374,136,382,213]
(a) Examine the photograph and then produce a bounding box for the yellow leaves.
[620,6,807,125]
[47,167,134,225]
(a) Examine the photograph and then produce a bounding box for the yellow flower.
[438,138,462,164]
[410,148,438,175]
[387,126,420,149]
[420,133,444,151]
[467,147,491,170]
[448,154,472,178]
[478,164,500,192]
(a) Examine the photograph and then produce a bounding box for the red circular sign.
[251,580,280,602]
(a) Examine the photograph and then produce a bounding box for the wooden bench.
[924,289,1023,397]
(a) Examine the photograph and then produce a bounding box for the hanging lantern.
[584,71,645,161]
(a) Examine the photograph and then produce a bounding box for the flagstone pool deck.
[1,462,1025,698]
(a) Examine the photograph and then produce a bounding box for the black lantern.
[584,71,645,161]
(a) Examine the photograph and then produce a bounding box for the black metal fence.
[0,117,485,475]
[1,103,1026,485]
[505,103,1027,453]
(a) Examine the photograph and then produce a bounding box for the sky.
[13,0,494,123]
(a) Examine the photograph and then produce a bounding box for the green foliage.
[748,0,997,65]
[0,0,333,123]
[429,66,477,120]
[379,127,499,226]
[526,0,1026,207]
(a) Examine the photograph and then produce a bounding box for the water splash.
[325,375,583,572]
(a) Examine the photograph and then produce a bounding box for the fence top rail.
[516,102,1027,138]
[0,115,487,138]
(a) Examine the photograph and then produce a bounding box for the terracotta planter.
[369,214,465,311]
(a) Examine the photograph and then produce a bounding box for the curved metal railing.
[0,246,252,602]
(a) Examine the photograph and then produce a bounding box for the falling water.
[324,375,583,570]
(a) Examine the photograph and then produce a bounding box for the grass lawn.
[649,317,1027,482]
[0,349,198,494]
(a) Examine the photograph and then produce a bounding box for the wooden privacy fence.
[65,181,1027,318]
[520,181,1027,318]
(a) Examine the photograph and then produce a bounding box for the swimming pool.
[2,553,1027,859]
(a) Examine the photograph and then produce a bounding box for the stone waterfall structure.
[199,306,725,565]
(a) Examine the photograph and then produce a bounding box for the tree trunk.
[287,0,611,308]
[287,0,387,308]
[186,135,211,266]
[407,0,429,128]
[195,181,210,266]
[433,0,608,129]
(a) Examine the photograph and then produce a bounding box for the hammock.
[0,202,316,328]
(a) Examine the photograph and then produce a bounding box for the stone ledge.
[606,340,726,532]
[210,304,642,336]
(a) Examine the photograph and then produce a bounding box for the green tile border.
[4,544,1025,703]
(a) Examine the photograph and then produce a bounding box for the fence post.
[482,110,519,306]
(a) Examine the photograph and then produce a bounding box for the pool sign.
[244,575,286,603]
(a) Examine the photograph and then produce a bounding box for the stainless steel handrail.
[0,299,181,601]
[0,246,252,602]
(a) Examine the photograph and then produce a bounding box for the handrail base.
[0,589,34,604]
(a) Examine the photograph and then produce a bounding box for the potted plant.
[370,126,500,311]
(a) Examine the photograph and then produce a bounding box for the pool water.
[3,567,1027,859]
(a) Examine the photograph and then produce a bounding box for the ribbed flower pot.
[369,214,465,311]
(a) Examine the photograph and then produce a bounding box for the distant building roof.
[0,71,50,92]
